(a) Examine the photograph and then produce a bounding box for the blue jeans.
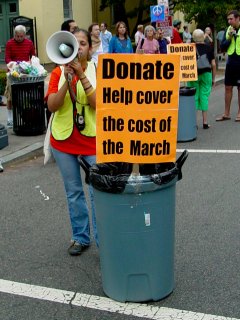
[51,147,98,246]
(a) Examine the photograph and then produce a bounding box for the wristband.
[86,88,96,97]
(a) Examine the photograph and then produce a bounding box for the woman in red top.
[46,28,98,256]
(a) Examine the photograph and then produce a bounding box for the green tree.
[99,0,240,34]
[173,0,240,31]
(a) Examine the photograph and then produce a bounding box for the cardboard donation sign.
[168,43,198,81]
[96,54,181,164]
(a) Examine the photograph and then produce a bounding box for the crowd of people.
[2,10,240,255]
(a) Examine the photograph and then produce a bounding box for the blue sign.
[150,5,165,22]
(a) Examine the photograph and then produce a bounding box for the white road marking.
[177,148,240,154]
[35,185,50,200]
[0,279,239,320]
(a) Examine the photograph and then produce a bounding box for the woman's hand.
[68,60,84,79]
[64,65,75,81]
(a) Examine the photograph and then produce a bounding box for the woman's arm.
[47,66,73,112]
[211,59,216,86]
[70,60,96,109]
[108,36,115,53]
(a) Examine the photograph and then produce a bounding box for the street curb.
[1,142,44,167]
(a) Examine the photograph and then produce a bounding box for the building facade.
[0,0,93,64]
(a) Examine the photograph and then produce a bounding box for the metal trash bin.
[177,87,197,142]
[79,151,188,302]
[11,80,46,135]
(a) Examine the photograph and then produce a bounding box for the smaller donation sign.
[96,54,181,164]
[168,43,197,81]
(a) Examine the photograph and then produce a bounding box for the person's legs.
[236,86,240,118]
[198,72,212,126]
[188,80,199,109]
[224,85,233,117]
[81,155,98,246]
[216,64,234,120]
[51,148,91,246]
[4,77,13,127]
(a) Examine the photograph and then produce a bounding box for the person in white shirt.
[134,24,144,46]
[88,22,103,66]
[100,22,112,53]
[183,26,192,43]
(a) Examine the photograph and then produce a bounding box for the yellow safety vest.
[226,25,240,55]
[51,62,96,140]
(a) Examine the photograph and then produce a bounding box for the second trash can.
[178,86,197,142]
[11,80,46,135]
[79,151,188,302]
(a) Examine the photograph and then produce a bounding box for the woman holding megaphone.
[46,28,98,256]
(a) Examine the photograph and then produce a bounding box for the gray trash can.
[79,151,188,302]
[177,87,197,142]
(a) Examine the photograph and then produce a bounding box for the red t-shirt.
[171,28,183,44]
[46,67,96,155]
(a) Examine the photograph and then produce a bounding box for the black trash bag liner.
[179,86,196,96]
[139,150,188,185]
[78,157,132,193]
[78,150,188,194]
[89,162,133,193]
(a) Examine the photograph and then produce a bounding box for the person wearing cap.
[172,19,183,44]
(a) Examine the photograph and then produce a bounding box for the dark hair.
[61,19,75,31]
[227,10,240,18]
[115,21,128,39]
[88,22,99,34]
[73,28,92,47]
[101,22,108,28]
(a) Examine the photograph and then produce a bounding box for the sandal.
[216,115,231,121]
[235,116,240,122]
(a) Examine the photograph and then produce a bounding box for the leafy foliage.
[99,0,240,36]
[171,0,240,31]
[0,70,6,96]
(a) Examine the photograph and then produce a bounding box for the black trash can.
[178,86,197,142]
[11,80,46,135]
[79,151,188,302]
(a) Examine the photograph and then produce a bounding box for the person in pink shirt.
[136,25,159,54]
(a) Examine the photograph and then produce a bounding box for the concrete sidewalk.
[0,62,226,170]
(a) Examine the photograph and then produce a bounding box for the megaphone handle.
[67,74,80,104]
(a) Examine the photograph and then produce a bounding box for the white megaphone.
[46,31,79,65]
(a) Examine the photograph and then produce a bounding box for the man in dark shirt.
[61,19,78,33]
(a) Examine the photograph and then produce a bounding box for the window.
[63,0,72,19]
[9,3,17,13]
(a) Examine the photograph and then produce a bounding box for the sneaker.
[7,120,13,129]
[68,240,89,256]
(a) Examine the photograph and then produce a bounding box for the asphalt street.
[0,82,240,319]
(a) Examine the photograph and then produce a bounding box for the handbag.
[196,47,211,70]
[43,113,55,165]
